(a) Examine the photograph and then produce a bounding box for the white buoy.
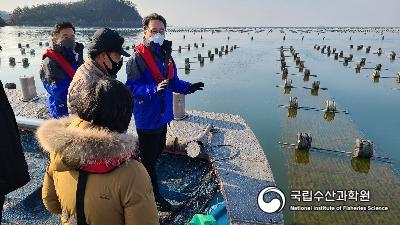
[372,70,380,78]
[289,97,298,108]
[296,132,312,150]
[19,76,37,101]
[284,79,292,88]
[325,100,336,112]
[173,93,187,120]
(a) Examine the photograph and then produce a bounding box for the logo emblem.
[258,187,285,213]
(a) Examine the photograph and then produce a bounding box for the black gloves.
[189,82,204,93]
[161,40,173,60]
[74,42,84,54]
[74,42,85,65]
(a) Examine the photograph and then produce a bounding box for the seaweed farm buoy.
[4,83,16,89]
[389,51,396,60]
[357,45,363,50]
[289,97,298,108]
[355,63,361,70]
[353,139,374,158]
[372,70,380,78]
[343,57,349,65]
[360,57,366,66]
[284,79,293,88]
[30,49,35,55]
[20,48,26,55]
[365,46,371,53]
[19,76,37,101]
[304,69,310,77]
[349,54,354,60]
[199,57,205,66]
[22,58,29,67]
[312,81,320,90]
[296,132,312,150]
[295,58,301,65]
[9,57,16,65]
[281,67,288,76]
[298,62,304,72]
[396,72,400,83]
[325,100,336,112]
[339,51,344,58]
[185,62,190,73]
[209,54,214,61]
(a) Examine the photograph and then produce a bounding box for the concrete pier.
[4,89,282,225]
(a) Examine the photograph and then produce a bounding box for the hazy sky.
[1,0,399,27]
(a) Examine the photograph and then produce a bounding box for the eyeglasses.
[148,28,166,35]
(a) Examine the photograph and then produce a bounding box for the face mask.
[103,53,123,78]
[60,38,76,50]
[149,33,165,45]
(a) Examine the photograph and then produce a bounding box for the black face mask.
[103,53,123,78]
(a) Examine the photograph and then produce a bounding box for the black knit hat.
[87,28,130,58]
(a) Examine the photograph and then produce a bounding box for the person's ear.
[52,35,58,44]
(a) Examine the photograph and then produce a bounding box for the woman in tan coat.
[37,78,159,225]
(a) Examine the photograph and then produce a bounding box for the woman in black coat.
[0,80,30,220]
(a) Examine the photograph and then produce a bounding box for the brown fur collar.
[36,116,138,170]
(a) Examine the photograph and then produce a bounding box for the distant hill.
[0,11,11,21]
[0,17,6,27]
[8,0,142,27]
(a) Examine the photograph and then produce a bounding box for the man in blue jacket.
[126,13,204,211]
[40,22,84,118]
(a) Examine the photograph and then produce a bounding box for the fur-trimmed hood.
[36,116,138,172]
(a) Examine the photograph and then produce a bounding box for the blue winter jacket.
[40,45,83,118]
[126,43,191,130]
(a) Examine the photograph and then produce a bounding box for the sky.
[1,0,399,27]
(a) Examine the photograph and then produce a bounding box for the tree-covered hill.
[8,0,142,27]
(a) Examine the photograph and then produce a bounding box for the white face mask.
[149,33,165,45]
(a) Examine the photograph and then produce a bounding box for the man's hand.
[74,42,84,55]
[189,82,204,93]
[157,80,170,93]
